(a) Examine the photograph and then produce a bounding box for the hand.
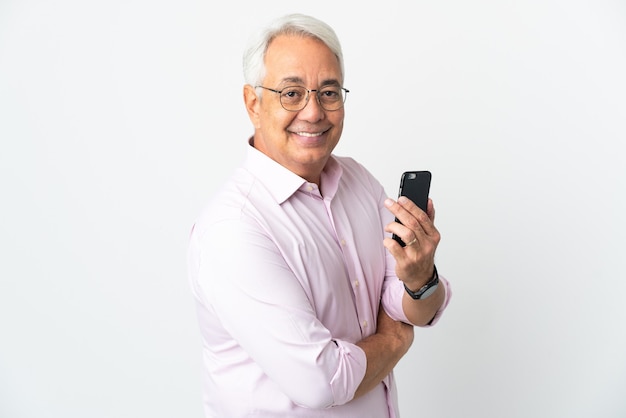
[383,196,440,289]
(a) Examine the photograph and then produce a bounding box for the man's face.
[244,34,345,184]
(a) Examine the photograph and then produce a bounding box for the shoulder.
[333,155,384,194]
[191,168,261,236]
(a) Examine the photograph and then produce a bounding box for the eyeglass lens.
[280,86,346,111]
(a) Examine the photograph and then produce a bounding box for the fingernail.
[384,198,394,207]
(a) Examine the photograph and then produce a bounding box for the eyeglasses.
[255,85,349,112]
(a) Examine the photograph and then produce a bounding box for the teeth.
[296,131,323,137]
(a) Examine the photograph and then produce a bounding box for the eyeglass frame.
[255,85,350,112]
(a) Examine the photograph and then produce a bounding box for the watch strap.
[404,265,439,300]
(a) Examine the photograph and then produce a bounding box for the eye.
[320,88,341,101]
[282,87,305,100]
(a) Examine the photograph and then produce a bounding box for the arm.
[383,196,447,326]
[191,219,375,408]
[353,307,414,399]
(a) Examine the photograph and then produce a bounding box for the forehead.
[263,34,342,85]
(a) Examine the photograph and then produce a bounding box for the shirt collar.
[244,139,306,204]
[243,138,343,204]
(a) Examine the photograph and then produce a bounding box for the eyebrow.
[278,76,341,88]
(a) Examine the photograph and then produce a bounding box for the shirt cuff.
[328,340,367,406]
[421,273,452,327]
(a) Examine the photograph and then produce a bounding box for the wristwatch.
[404,265,439,300]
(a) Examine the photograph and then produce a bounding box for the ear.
[243,84,261,129]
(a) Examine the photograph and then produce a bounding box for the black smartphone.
[392,170,432,247]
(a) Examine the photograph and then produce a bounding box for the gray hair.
[242,13,345,87]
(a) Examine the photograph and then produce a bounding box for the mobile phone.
[392,170,432,247]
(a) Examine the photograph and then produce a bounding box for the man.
[188,13,451,417]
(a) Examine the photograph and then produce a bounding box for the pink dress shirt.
[188,143,451,417]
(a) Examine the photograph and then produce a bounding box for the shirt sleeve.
[189,216,367,409]
[382,269,452,327]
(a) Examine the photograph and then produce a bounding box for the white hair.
[242,13,345,87]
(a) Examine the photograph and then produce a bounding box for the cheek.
[274,113,298,131]
[331,114,344,135]
[261,101,290,121]
[258,110,280,131]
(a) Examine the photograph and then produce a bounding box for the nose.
[298,91,325,121]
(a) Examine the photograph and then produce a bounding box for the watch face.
[420,283,438,299]
[404,267,439,299]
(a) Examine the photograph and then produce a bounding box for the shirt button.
[340,239,346,246]
[307,185,313,191]
[354,280,359,287]
[362,320,368,328]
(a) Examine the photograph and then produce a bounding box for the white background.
[1,1,625,417]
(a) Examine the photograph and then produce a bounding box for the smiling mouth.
[293,128,329,137]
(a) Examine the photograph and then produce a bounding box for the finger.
[383,236,408,259]
[398,196,430,235]
[427,198,436,222]
[396,196,437,237]
[385,218,419,248]
[384,198,405,218]
[385,198,424,237]
[405,237,418,247]
[398,195,427,215]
